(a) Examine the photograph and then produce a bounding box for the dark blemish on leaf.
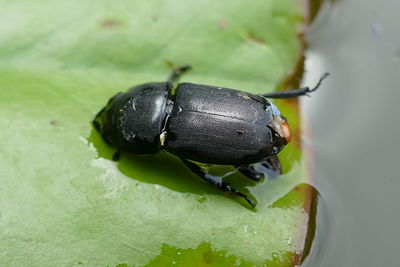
[245,32,268,47]
[203,247,214,264]
[197,195,207,203]
[50,120,59,126]
[101,19,123,28]
[218,20,229,29]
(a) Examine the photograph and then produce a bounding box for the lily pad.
[0,0,316,266]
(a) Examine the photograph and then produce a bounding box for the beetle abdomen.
[164,83,276,164]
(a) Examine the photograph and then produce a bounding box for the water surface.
[302,0,400,266]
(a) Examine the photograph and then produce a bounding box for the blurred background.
[302,0,400,266]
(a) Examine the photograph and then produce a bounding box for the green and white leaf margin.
[0,0,318,266]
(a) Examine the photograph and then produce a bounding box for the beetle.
[93,65,329,207]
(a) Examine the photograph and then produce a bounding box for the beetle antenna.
[262,72,330,99]
[308,72,330,93]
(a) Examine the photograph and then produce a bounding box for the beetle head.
[93,83,170,154]
[93,92,123,146]
[267,103,291,154]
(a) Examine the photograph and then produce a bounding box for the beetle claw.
[242,195,256,208]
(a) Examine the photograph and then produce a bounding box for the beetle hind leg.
[181,159,256,208]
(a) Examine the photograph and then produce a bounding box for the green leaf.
[0,0,316,266]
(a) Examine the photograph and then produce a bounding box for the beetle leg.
[167,64,192,84]
[235,165,264,181]
[181,159,256,208]
[260,155,282,178]
[112,150,121,161]
[235,155,282,181]
[262,72,329,99]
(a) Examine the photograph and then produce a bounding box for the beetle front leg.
[259,155,282,179]
[166,64,192,85]
[262,72,329,99]
[235,165,264,181]
[235,155,282,181]
[181,159,256,208]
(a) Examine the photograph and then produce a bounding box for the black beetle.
[93,65,329,207]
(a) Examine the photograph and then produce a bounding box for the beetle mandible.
[93,65,329,208]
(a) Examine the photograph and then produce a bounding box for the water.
[302,0,400,266]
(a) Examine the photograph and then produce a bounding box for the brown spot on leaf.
[101,19,123,28]
[218,19,229,29]
[50,120,59,126]
[245,32,268,47]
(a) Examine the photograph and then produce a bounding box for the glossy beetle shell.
[94,82,287,164]
[94,82,170,154]
[164,83,285,164]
